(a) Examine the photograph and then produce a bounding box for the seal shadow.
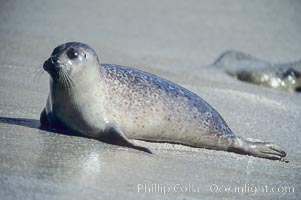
[0,116,152,153]
[0,117,40,129]
[0,116,82,137]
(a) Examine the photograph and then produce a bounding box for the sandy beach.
[0,0,300,199]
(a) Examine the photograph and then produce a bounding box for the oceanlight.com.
[209,184,294,195]
[137,183,295,196]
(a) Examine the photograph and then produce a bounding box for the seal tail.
[229,137,287,160]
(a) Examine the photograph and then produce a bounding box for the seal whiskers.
[33,64,45,83]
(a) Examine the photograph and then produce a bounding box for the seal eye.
[66,48,79,60]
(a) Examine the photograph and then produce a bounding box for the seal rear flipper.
[101,125,152,154]
[229,137,287,160]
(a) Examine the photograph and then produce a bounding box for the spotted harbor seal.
[40,42,286,160]
[213,50,301,93]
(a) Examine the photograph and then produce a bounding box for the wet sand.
[0,0,300,199]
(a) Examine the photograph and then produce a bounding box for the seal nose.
[43,57,60,77]
[43,58,53,72]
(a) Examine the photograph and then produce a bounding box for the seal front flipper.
[229,137,287,160]
[39,108,72,134]
[101,124,152,154]
[39,108,49,130]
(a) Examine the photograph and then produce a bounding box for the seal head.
[43,42,99,83]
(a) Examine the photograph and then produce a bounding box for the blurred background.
[1,0,301,69]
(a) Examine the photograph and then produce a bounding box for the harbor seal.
[213,50,301,93]
[40,42,286,160]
